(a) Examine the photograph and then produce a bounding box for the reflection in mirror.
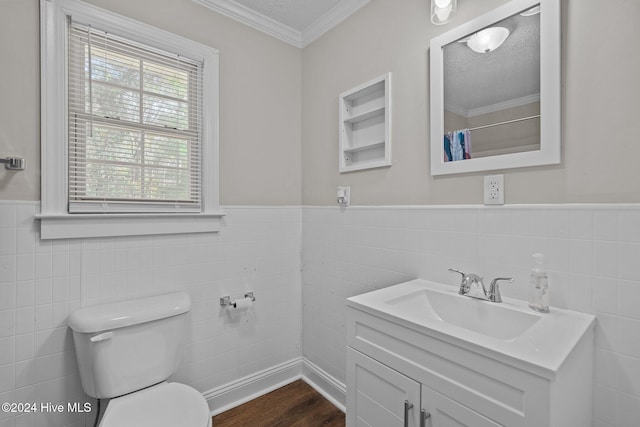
[443,7,540,160]
[430,0,560,176]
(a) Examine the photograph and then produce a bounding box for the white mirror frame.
[430,0,560,176]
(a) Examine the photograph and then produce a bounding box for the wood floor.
[211,380,345,427]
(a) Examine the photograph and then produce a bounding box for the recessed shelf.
[339,73,391,173]
[343,105,385,124]
[343,140,385,154]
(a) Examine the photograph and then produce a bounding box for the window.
[40,0,222,238]
[68,24,203,213]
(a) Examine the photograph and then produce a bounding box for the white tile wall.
[2,201,638,426]
[302,205,640,427]
[0,202,301,427]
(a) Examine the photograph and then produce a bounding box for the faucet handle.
[488,277,514,303]
[449,268,469,295]
[448,268,465,279]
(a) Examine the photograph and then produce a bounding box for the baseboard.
[202,357,346,416]
[301,358,346,412]
[204,358,302,416]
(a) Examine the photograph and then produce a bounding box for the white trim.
[301,358,347,411]
[204,358,302,416]
[50,0,218,59]
[301,203,640,211]
[36,212,225,239]
[202,357,346,416]
[220,205,302,210]
[301,0,371,47]
[442,102,468,119]
[430,0,561,175]
[0,200,40,206]
[192,0,370,48]
[40,0,68,216]
[5,201,640,212]
[467,93,540,117]
[193,0,302,47]
[39,0,222,239]
[445,94,541,119]
[339,72,391,172]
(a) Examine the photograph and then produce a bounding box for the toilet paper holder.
[220,292,255,307]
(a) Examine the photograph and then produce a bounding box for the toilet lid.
[100,382,211,427]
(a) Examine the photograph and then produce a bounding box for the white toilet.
[68,292,212,427]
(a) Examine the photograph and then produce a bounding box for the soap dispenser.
[529,253,550,312]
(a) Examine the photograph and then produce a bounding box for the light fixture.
[431,0,457,25]
[466,27,510,53]
[520,5,541,16]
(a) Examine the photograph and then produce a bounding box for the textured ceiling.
[234,0,344,31]
[444,10,541,116]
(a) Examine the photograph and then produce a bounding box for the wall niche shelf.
[339,73,391,172]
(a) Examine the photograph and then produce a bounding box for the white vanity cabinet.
[347,348,421,426]
[421,385,501,427]
[348,347,499,427]
[346,300,594,427]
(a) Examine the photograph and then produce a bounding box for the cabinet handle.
[420,409,431,427]
[404,400,414,427]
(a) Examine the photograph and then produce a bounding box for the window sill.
[36,211,225,240]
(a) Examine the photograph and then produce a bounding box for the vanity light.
[431,0,457,25]
[520,5,541,16]
[466,26,510,53]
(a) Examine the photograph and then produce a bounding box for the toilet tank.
[68,292,191,399]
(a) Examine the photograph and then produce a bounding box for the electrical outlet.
[484,174,504,205]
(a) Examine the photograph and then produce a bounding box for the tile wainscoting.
[0,203,301,427]
[302,205,640,427]
[1,202,639,426]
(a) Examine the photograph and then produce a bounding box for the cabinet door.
[421,386,501,427]
[347,348,421,427]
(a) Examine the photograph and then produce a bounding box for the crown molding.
[193,0,302,46]
[467,93,540,117]
[443,102,469,118]
[192,0,370,48]
[302,0,370,47]
[445,93,541,118]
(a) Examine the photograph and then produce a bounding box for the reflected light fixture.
[431,0,457,25]
[520,5,541,16]
[466,27,510,53]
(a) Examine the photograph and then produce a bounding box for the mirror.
[430,0,560,175]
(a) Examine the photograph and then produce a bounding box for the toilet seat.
[99,382,211,427]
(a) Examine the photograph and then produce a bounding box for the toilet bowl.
[100,382,211,427]
[68,292,211,427]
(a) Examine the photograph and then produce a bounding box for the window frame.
[39,0,223,239]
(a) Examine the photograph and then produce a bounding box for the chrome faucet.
[488,277,514,303]
[449,268,513,303]
[448,268,485,297]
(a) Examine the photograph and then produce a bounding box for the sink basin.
[385,287,540,340]
[347,279,595,375]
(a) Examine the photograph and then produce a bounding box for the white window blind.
[67,20,203,213]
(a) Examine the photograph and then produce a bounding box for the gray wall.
[3,0,639,207]
[0,0,302,205]
[301,0,640,205]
